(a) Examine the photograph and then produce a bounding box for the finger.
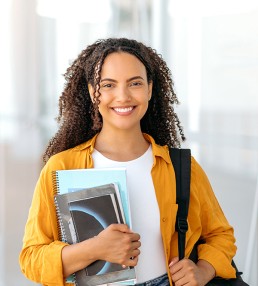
[131,241,141,250]
[131,248,141,258]
[129,233,141,242]
[169,256,179,267]
[109,223,132,233]
[124,256,139,267]
[172,272,187,285]
[170,258,184,276]
[121,252,140,268]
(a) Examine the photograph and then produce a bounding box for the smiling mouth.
[112,107,134,113]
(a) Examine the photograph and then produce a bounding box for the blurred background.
[0,0,258,285]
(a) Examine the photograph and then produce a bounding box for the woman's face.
[89,52,152,133]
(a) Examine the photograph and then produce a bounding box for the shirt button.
[162,217,166,222]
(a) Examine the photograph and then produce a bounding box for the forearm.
[62,224,141,278]
[62,237,99,278]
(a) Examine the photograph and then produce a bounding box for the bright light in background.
[0,1,12,280]
[168,0,258,17]
[37,0,112,98]
[0,1,17,141]
[168,0,258,135]
[37,0,112,23]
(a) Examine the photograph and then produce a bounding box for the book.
[52,168,131,227]
[55,183,135,286]
[52,168,135,286]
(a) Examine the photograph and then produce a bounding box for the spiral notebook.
[52,168,135,286]
[52,168,132,227]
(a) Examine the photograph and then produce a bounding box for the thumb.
[169,256,179,267]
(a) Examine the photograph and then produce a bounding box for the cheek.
[141,95,150,107]
[97,100,108,116]
[139,99,149,116]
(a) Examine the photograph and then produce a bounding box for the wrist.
[80,236,100,262]
[197,259,216,283]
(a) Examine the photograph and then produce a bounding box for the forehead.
[100,52,147,79]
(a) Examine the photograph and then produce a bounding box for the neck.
[95,128,149,161]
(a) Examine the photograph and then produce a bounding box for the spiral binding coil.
[52,171,60,196]
[52,171,67,243]
[52,171,77,284]
[54,197,69,243]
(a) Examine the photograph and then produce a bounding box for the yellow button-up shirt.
[20,134,236,286]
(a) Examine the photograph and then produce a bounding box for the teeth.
[113,107,133,113]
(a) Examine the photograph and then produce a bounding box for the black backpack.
[169,148,249,286]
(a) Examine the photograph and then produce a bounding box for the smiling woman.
[41,38,185,163]
[19,38,237,286]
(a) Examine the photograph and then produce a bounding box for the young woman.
[20,38,237,286]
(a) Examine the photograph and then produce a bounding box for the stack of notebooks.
[53,168,135,286]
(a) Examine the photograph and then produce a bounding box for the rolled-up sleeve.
[19,162,70,285]
[190,158,237,278]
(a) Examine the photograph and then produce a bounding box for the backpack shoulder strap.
[169,148,191,260]
[169,149,249,284]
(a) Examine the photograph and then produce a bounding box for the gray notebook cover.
[55,183,136,286]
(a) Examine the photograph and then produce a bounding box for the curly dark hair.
[43,38,185,163]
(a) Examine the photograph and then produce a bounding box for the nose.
[115,85,131,102]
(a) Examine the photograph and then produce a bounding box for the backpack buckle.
[176,218,188,233]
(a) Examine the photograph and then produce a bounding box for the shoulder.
[46,147,82,170]
[190,157,212,188]
[43,135,96,172]
[189,157,218,208]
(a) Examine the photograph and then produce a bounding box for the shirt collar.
[73,133,171,164]
[73,133,98,153]
[143,133,171,164]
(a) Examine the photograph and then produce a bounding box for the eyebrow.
[100,76,144,83]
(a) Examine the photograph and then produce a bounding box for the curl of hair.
[43,38,185,163]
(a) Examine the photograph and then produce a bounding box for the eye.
[130,81,143,87]
[101,83,113,88]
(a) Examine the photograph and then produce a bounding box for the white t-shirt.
[92,145,167,283]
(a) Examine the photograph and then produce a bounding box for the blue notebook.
[52,167,134,285]
[53,167,131,227]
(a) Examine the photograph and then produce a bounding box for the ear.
[148,81,153,101]
[88,84,94,102]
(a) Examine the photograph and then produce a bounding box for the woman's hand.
[62,223,141,278]
[95,224,141,267]
[169,257,215,286]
